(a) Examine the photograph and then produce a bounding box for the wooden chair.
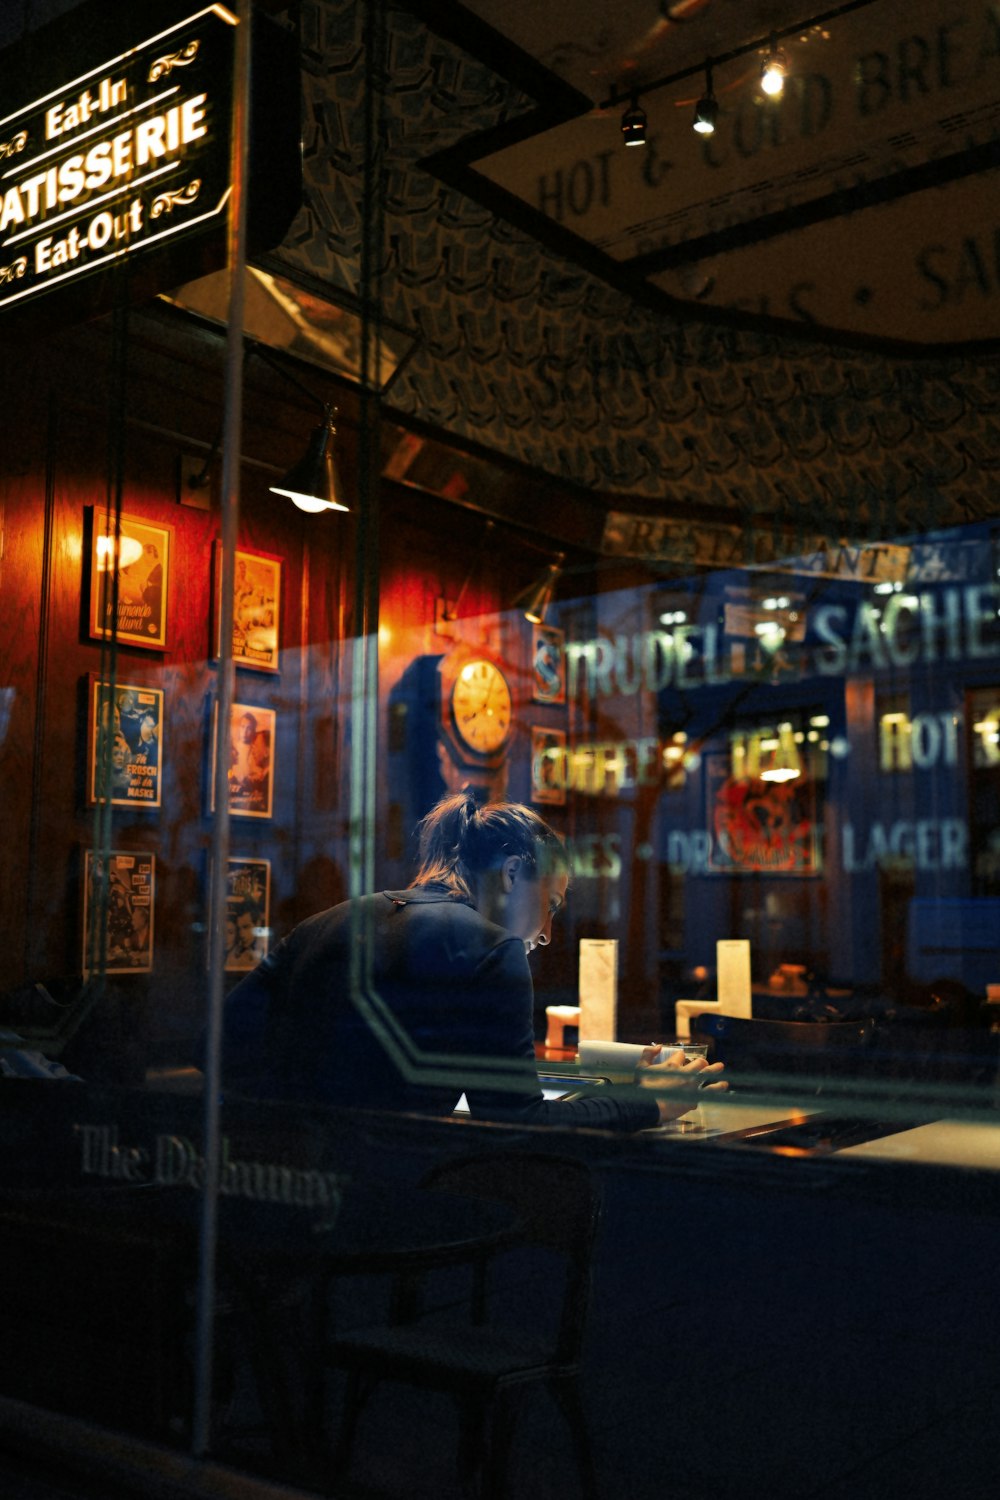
[322,1150,602,1500]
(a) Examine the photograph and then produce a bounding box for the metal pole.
[192,0,251,1459]
[348,0,385,905]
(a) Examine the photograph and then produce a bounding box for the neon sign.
[0,5,238,312]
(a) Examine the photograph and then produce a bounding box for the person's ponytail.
[413,793,565,904]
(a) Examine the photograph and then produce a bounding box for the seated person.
[214,795,724,1130]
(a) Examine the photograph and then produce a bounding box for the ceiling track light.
[621,92,647,147]
[600,3,877,117]
[692,58,717,135]
[760,34,788,96]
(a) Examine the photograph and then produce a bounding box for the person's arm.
[635,1046,728,1124]
[460,941,662,1133]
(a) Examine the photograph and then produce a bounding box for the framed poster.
[220,857,271,972]
[87,510,172,650]
[87,678,164,809]
[212,544,282,673]
[211,701,275,818]
[706,753,820,874]
[82,850,155,975]
[531,623,566,705]
[531,726,567,806]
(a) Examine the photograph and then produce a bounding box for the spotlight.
[621,93,647,147]
[693,59,717,135]
[760,37,787,96]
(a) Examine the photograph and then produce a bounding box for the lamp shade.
[270,409,349,513]
[621,99,647,147]
[693,94,718,134]
[693,60,717,135]
[759,723,802,782]
[515,558,564,625]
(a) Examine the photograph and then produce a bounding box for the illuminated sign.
[563,584,1000,701]
[601,511,913,582]
[0,3,271,318]
[0,4,235,310]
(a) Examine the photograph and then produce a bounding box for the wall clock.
[448,655,512,757]
[390,647,514,816]
[437,646,513,794]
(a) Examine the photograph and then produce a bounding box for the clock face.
[450,658,512,755]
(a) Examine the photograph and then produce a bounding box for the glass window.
[4,0,1000,1490]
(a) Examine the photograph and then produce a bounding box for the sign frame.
[87,676,164,808]
[87,509,173,651]
[212,541,282,673]
[0,0,300,331]
[210,699,276,820]
[82,848,155,975]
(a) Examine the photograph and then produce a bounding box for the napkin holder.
[674,939,752,1039]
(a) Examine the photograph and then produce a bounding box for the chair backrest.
[420,1150,601,1363]
[690,1012,873,1082]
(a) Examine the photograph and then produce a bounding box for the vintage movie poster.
[531,623,566,705]
[88,510,172,650]
[211,701,276,818]
[706,754,820,874]
[213,544,282,672]
[88,679,163,808]
[82,850,155,975]
[220,857,271,972]
[531,725,567,806]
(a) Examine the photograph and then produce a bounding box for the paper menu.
[578,938,618,1041]
[717,939,752,1013]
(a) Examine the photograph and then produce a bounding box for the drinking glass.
[657,1041,711,1134]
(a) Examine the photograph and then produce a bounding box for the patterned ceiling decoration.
[276,2,1000,550]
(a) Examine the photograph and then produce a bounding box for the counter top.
[540,1055,1000,1170]
[838,1118,1000,1169]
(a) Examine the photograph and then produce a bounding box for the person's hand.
[635,1045,728,1125]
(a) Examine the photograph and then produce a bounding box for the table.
[532,1055,1000,1169]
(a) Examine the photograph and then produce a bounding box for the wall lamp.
[513,553,565,626]
[439,528,565,628]
[269,403,349,514]
[179,342,350,514]
[254,342,349,513]
[95,530,144,570]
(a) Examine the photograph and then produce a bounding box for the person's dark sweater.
[218,884,659,1132]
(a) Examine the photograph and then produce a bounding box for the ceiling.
[5,0,1000,563]
[459,0,1000,347]
[272,0,1000,562]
